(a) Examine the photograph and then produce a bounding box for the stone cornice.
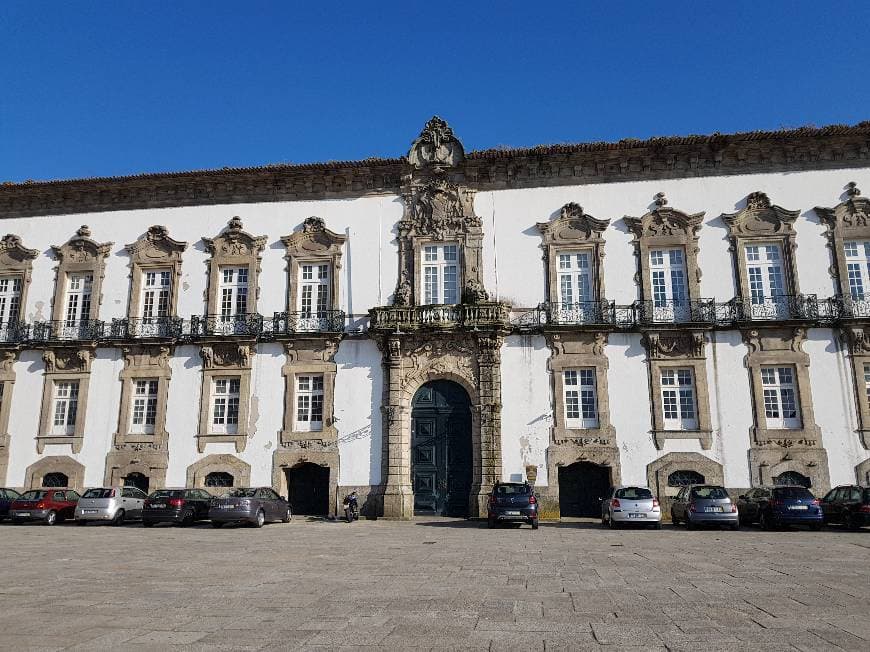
[2,122,870,218]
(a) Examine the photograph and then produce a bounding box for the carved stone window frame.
[624,193,704,302]
[839,326,870,449]
[24,455,85,491]
[279,338,339,446]
[280,217,346,312]
[49,225,112,321]
[0,351,17,485]
[186,453,251,492]
[721,191,802,299]
[536,203,610,304]
[643,331,713,449]
[37,348,93,453]
[124,226,188,319]
[816,182,870,299]
[113,346,172,449]
[196,343,253,453]
[203,216,267,315]
[0,234,39,322]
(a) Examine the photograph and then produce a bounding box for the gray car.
[75,486,148,525]
[209,487,291,528]
[601,485,662,528]
[670,485,739,530]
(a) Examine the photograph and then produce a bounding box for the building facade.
[1,118,869,518]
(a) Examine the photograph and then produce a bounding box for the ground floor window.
[42,472,69,488]
[773,471,811,488]
[204,471,234,488]
[667,470,705,487]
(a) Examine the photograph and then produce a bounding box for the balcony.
[271,310,346,335]
[830,295,870,320]
[31,319,105,343]
[108,317,184,340]
[634,299,716,326]
[0,320,28,344]
[728,295,818,323]
[369,302,511,332]
[189,313,263,338]
[546,301,616,327]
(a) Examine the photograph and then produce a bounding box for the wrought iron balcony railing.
[0,320,28,343]
[634,299,716,325]
[370,302,511,331]
[830,295,870,320]
[729,295,818,322]
[546,300,616,326]
[31,319,105,342]
[108,317,184,340]
[189,313,263,337]
[272,310,346,335]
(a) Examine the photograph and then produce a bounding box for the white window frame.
[129,379,159,435]
[744,243,787,317]
[421,243,460,305]
[51,380,79,436]
[294,374,324,432]
[64,272,93,325]
[556,250,595,323]
[0,275,22,324]
[563,368,598,429]
[141,269,172,321]
[218,266,249,318]
[660,368,698,430]
[297,263,331,316]
[844,240,870,314]
[761,365,801,429]
[210,377,241,434]
[649,248,688,321]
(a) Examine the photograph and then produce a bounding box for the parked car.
[0,488,21,521]
[820,485,870,530]
[736,486,823,530]
[209,487,291,528]
[601,486,661,529]
[75,486,148,525]
[10,489,80,525]
[486,482,539,529]
[142,488,212,527]
[670,485,739,530]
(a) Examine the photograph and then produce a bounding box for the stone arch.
[647,452,724,514]
[104,451,168,490]
[272,450,338,517]
[773,470,811,488]
[186,454,250,493]
[24,456,85,491]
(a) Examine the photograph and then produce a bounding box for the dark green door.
[411,380,472,517]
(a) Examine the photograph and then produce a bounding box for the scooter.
[343,492,359,523]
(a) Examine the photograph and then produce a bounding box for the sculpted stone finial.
[847,181,861,197]
[227,216,244,232]
[654,192,667,208]
[746,191,772,211]
[393,271,412,306]
[560,202,585,220]
[463,278,489,304]
[408,116,465,169]
[302,216,326,233]
[76,225,92,238]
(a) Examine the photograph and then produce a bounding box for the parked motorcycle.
[343,491,359,523]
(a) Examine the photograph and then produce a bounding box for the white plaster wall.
[500,335,550,485]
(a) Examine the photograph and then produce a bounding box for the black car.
[821,485,870,530]
[0,488,21,521]
[142,488,212,527]
[487,482,538,529]
[736,485,823,530]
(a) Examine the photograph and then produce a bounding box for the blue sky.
[2,1,869,182]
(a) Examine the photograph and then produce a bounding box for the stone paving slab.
[0,518,868,650]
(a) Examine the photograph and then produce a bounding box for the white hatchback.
[601,485,662,529]
[75,486,148,525]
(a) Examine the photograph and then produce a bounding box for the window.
[761,366,801,429]
[204,471,234,488]
[0,276,22,324]
[42,472,68,488]
[864,363,870,405]
[667,470,705,487]
[64,273,93,325]
[422,244,459,304]
[219,266,249,317]
[298,263,331,316]
[211,377,240,434]
[295,374,324,431]
[558,251,594,307]
[141,269,171,321]
[844,240,870,301]
[660,368,697,430]
[773,474,812,490]
[563,368,598,429]
[649,248,688,320]
[745,244,786,317]
[130,379,159,434]
[51,381,79,435]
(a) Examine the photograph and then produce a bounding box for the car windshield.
[19,490,47,500]
[226,488,257,498]
[83,488,114,499]
[495,484,531,495]
[773,487,814,500]
[691,486,729,500]
[615,487,653,500]
[148,490,183,499]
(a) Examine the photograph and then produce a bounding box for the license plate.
[220,505,235,510]
[788,505,808,510]
[628,513,646,518]
[505,510,520,516]
[17,512,30,517]
[150,503,165,509]
[82,509,98,514]
[704,506,723,513]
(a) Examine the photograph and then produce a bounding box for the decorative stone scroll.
[36,347,94,453]
[196,342,253,453]
[125,226,188,319]
[281,216,346,313]
[50,225,112,321]
[203,216,267,314]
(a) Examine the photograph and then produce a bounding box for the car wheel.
[686,517,694,530]
[143,520,154,528]
[111,509,125,526]
[531,519,539,530]
[810,523,822,532]
[253,509,265,529]
[607,512,617,529]
[282,508,291,523]
[847,513,861,531]
[44,510,57,526]
[760,511,772,531]
[730,523,739,531]
[76,519,87,526]
[211,521,223,528]
[487,516,496,529]
[180,511,194,527]
[671,512,679,526]
[654,521,662,530]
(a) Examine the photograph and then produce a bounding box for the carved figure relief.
[199,343,252,369]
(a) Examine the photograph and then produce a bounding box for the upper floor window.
[130,379,158,434]
[761,365,800,429]
[660,368,697,430]
[64,273,93,325]
[52,380,79,435]
[211,377,240,434]
[298,263,331,316]
[563,368,598,429]
[558,251,594,307]
[844,240,870,301]
[0,276,22,324]
[219,266,249,317]
[745,244,785,302]
[295,374,324,432]
[422,244,459,305]
[142,269,172,321]
[650,248,687,306]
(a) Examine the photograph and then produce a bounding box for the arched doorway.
[558,462,611,517]
[286,463,329,515]
[411,380,472,517]
[123,472,150,494]
[42,472,69,488]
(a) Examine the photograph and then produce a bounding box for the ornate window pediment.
[0,233,39,268]
[203,216,267,316]
[0,234,38,325]
[816,182,870,299]
[722,191,800,239]
[50,225,112,322]
[625,193,704,244]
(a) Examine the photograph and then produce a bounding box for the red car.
[10,489,81,525]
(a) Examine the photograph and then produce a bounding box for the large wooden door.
[411,380,472,517]
[287,463,329,516]
[558,462,611,517]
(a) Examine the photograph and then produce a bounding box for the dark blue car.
[736,485,823,530]
[0,488,21,521]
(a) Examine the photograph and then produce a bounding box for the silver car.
[601,485,662,529]
[671,484,739,530]
[75,486,148,525]
[209,487,291,528]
